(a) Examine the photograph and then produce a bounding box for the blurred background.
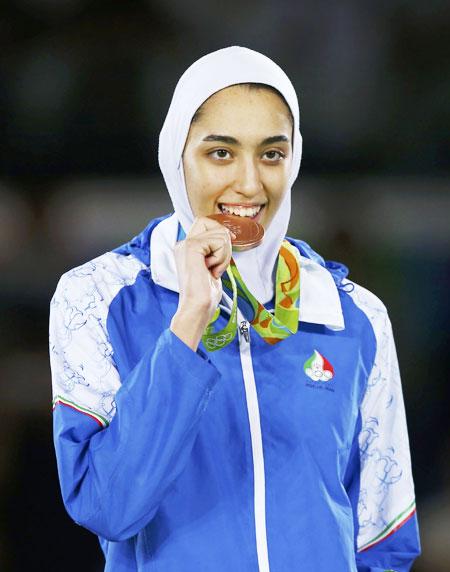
[0,0,449,570]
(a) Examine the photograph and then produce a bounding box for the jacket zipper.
[239,320,250,342]
[237,313,270,572]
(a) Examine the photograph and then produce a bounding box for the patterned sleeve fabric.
[346,282,421,571]
[49,264,123,427]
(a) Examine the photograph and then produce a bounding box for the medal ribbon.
[202,240,300,351]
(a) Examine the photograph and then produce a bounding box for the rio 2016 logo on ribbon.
[303,350,334,382]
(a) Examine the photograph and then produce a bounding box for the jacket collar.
[149,214,345,331]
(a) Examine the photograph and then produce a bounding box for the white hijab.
[158,45,302,303]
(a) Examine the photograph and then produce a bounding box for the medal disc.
[207,213,264,251]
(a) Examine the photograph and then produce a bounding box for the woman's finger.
[186,233,232,265]
[188,216,237,240]
[188,216,225,237]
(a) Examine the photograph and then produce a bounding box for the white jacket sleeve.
[350,289,421,571]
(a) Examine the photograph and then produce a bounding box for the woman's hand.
[170,216,235,351]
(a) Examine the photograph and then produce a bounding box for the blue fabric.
[52,215,420,571]
[355,515,421,572]
[177,223,186,241]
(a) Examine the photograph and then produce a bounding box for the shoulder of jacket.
[341,278,391,342]
[52,250,147,302]
[342,278,388,313]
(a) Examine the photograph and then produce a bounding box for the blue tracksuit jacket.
[49,213,421,571]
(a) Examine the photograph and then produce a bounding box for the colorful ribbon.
[202,240,300,351]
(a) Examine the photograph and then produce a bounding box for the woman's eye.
[209,149,231,160]
[264,150,285,161]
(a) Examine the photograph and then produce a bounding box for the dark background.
[0,1,449,570]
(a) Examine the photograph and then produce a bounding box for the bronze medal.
[207,213,264,251]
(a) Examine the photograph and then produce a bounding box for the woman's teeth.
[219,204,262,217]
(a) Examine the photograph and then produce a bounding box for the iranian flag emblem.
[303,350,334,382]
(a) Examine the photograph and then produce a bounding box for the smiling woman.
[182,83,293,231]
[49,46,421,572]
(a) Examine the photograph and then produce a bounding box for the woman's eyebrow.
[201,134,290,146]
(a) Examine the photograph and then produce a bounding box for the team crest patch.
[304,350,334,382]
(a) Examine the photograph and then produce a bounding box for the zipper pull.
[239,320,250,342]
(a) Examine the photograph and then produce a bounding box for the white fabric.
[344,279,416,551]
[150,214,345,330]
[49,252,148,425]
[158,45,302,303]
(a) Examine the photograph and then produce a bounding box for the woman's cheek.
[194,184,219,216]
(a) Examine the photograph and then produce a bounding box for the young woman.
[49,46,421,571]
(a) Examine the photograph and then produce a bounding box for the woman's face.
[182,84,293,230]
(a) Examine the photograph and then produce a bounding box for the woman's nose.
[233,157,263,197]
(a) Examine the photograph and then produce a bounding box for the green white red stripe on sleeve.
[52,395,109,428]
[357,500,417,552]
